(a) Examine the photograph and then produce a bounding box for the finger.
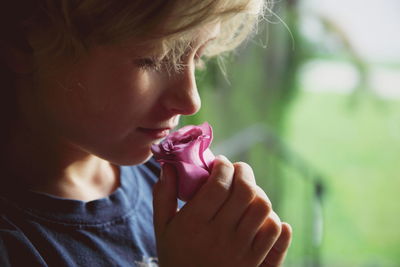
[212,162,259,230]
[235,195,273,249]
[183,155,234,222]
[250,211,282,265]
[260,222,292,267]
[255,185,272,205]
[153,164,178,236]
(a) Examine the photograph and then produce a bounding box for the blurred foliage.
[286,91,400,266]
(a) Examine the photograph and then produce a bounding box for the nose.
[162,63,201,116]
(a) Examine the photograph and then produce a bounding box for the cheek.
[88,69,159,128]
[78,64,137,114]
[47,69,160,141]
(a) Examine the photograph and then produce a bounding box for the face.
[28,23,221,165]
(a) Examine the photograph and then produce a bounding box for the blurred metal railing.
[214,123,326,267]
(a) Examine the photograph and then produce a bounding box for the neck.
[1,121,120,202]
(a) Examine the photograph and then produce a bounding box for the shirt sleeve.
[0,216,47,267]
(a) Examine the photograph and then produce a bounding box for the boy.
[0,0,292,266]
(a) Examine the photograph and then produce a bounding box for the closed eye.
[134,57,162,71]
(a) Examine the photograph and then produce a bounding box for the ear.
[0,42,34,74]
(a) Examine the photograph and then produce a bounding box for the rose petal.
[198,122,213,150]
[151,143,175,161]
[151,144,162,155]
[173,138,207,169]
[173,161,210,201]
[168,126,201,144]
[201,148,215,171]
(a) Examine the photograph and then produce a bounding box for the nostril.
[186,92,201,115]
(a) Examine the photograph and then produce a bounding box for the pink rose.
[151,122,215,201]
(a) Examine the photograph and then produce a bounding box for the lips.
[137,127,172,139]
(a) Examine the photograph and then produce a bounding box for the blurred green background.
[182,0,400,266]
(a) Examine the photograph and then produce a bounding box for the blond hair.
[4,0,267,72]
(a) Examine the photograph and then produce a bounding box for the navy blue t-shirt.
[0,159,161,267]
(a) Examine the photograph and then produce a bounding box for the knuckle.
[235,180,257,204]
[255,186,272,207]
[256,196,272,215]
[283,223,293,236]
[209,159,234,192]
[233,162,255,182]
[268,212,282,236]
[255,197,273,217]
[233,161,252,172]
[213,178,232,192]
[245,197,273,223]
[216,158,234,172]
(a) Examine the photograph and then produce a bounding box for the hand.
[153,156,292,267]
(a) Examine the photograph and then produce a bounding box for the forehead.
[164,22,221,56]
[119,22,221,57]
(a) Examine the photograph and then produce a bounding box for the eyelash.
[135,58,162,71]
[135,47,206,72]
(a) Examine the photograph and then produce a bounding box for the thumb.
[153,163,178,235]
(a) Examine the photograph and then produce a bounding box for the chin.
[135,153,154,165]
[107,147,154,166]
